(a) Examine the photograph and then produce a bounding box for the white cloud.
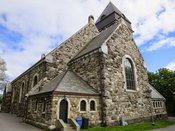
[166,61,175,71]
[0,0,175,80]
[146,36,175,51]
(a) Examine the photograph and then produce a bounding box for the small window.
[80,100,86,111]
[42,98,46,112]
[35,99,38,111]
[19,82,24,103]
[33,75,38,87]
[124,58,136,90]
[153,102,155,108]
[90,100,96,111]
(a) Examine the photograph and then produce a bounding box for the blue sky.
[0,0,175,83]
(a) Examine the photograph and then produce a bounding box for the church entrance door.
[59,99,68,123]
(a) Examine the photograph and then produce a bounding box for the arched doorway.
[59,99,68,123]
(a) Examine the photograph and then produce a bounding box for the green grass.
[81,121,175,131]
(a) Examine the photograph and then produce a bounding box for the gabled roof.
[73,22,118,59]
[150,84,165,100]
[29,70,99,96]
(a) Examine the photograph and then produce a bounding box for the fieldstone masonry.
[2,2,167,130]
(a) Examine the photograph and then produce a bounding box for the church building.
[2,2,167,130]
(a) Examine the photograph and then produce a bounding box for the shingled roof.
[29,70,99,96]
[73,22,118,59]
[150,84,165,100]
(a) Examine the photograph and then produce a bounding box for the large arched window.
[80,100,86,111]
[19,82,24,103]
[90,100,96,111]
[33,75,38,87]
[124,58,136,90]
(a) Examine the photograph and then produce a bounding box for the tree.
[148,68,175,115]
[0,56,7,92]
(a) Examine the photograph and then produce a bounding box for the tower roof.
[96,2,123,23]
[96,2,131,31]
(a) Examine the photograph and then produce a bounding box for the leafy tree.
[0,56,7,92]
[148,68,175,115]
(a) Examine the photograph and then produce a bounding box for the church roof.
[96,2,123,23]
[29,70,99,96]
[150,84,165,100]
[73,22,118,59]
[95,2,131,31]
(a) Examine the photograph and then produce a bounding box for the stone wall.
[69,52,101,92]
[1,92,11,113]
[101,23,166,125]
[51,94,101,127]
[10,19,99,117]
[46,21,99,80]
[11,61,47,116]
[152,100,167,117]
[26,93,53,128]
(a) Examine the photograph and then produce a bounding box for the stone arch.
[32,73,39,87]
[122,55,138,91]
[89,99,97,111]
[79,98,88,112]
[19,81,25,103]
[57,97,71,120]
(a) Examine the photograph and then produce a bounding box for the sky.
[0,0,175,84]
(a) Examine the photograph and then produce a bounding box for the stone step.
[65,123,76,131]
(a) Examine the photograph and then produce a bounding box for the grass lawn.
[81,120,175,131]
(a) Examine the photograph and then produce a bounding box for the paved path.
[151,117,175,131]
[0,113,42,131]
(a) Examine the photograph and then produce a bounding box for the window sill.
[125,89,138,92]
[90,110,96,112]
[80,111,87,113]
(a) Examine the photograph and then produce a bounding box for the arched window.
[19,82,24,103]
[124,58,136,90]
[33,75,38,87]
[90,100,96,111]
[80,100,86,111]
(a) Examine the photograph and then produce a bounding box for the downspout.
[98,50,106,126]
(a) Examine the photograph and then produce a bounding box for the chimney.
[88,15,94,24]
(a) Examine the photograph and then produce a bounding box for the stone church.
[2,2,167,130]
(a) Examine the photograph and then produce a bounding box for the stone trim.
[79,98,88,112]
[57,97,71,120]
[89,99,97,112]
[32,73,39,88]
[19,81,25,103]
[122,54,138,92]
[53,91,100,96]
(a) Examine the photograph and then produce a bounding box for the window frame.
[19,82,25,103]
[32,74,39,87]
[90,100,96,111]
[80,100,87,112]
[122,55,138,92]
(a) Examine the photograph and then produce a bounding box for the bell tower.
[95,2,132,31]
